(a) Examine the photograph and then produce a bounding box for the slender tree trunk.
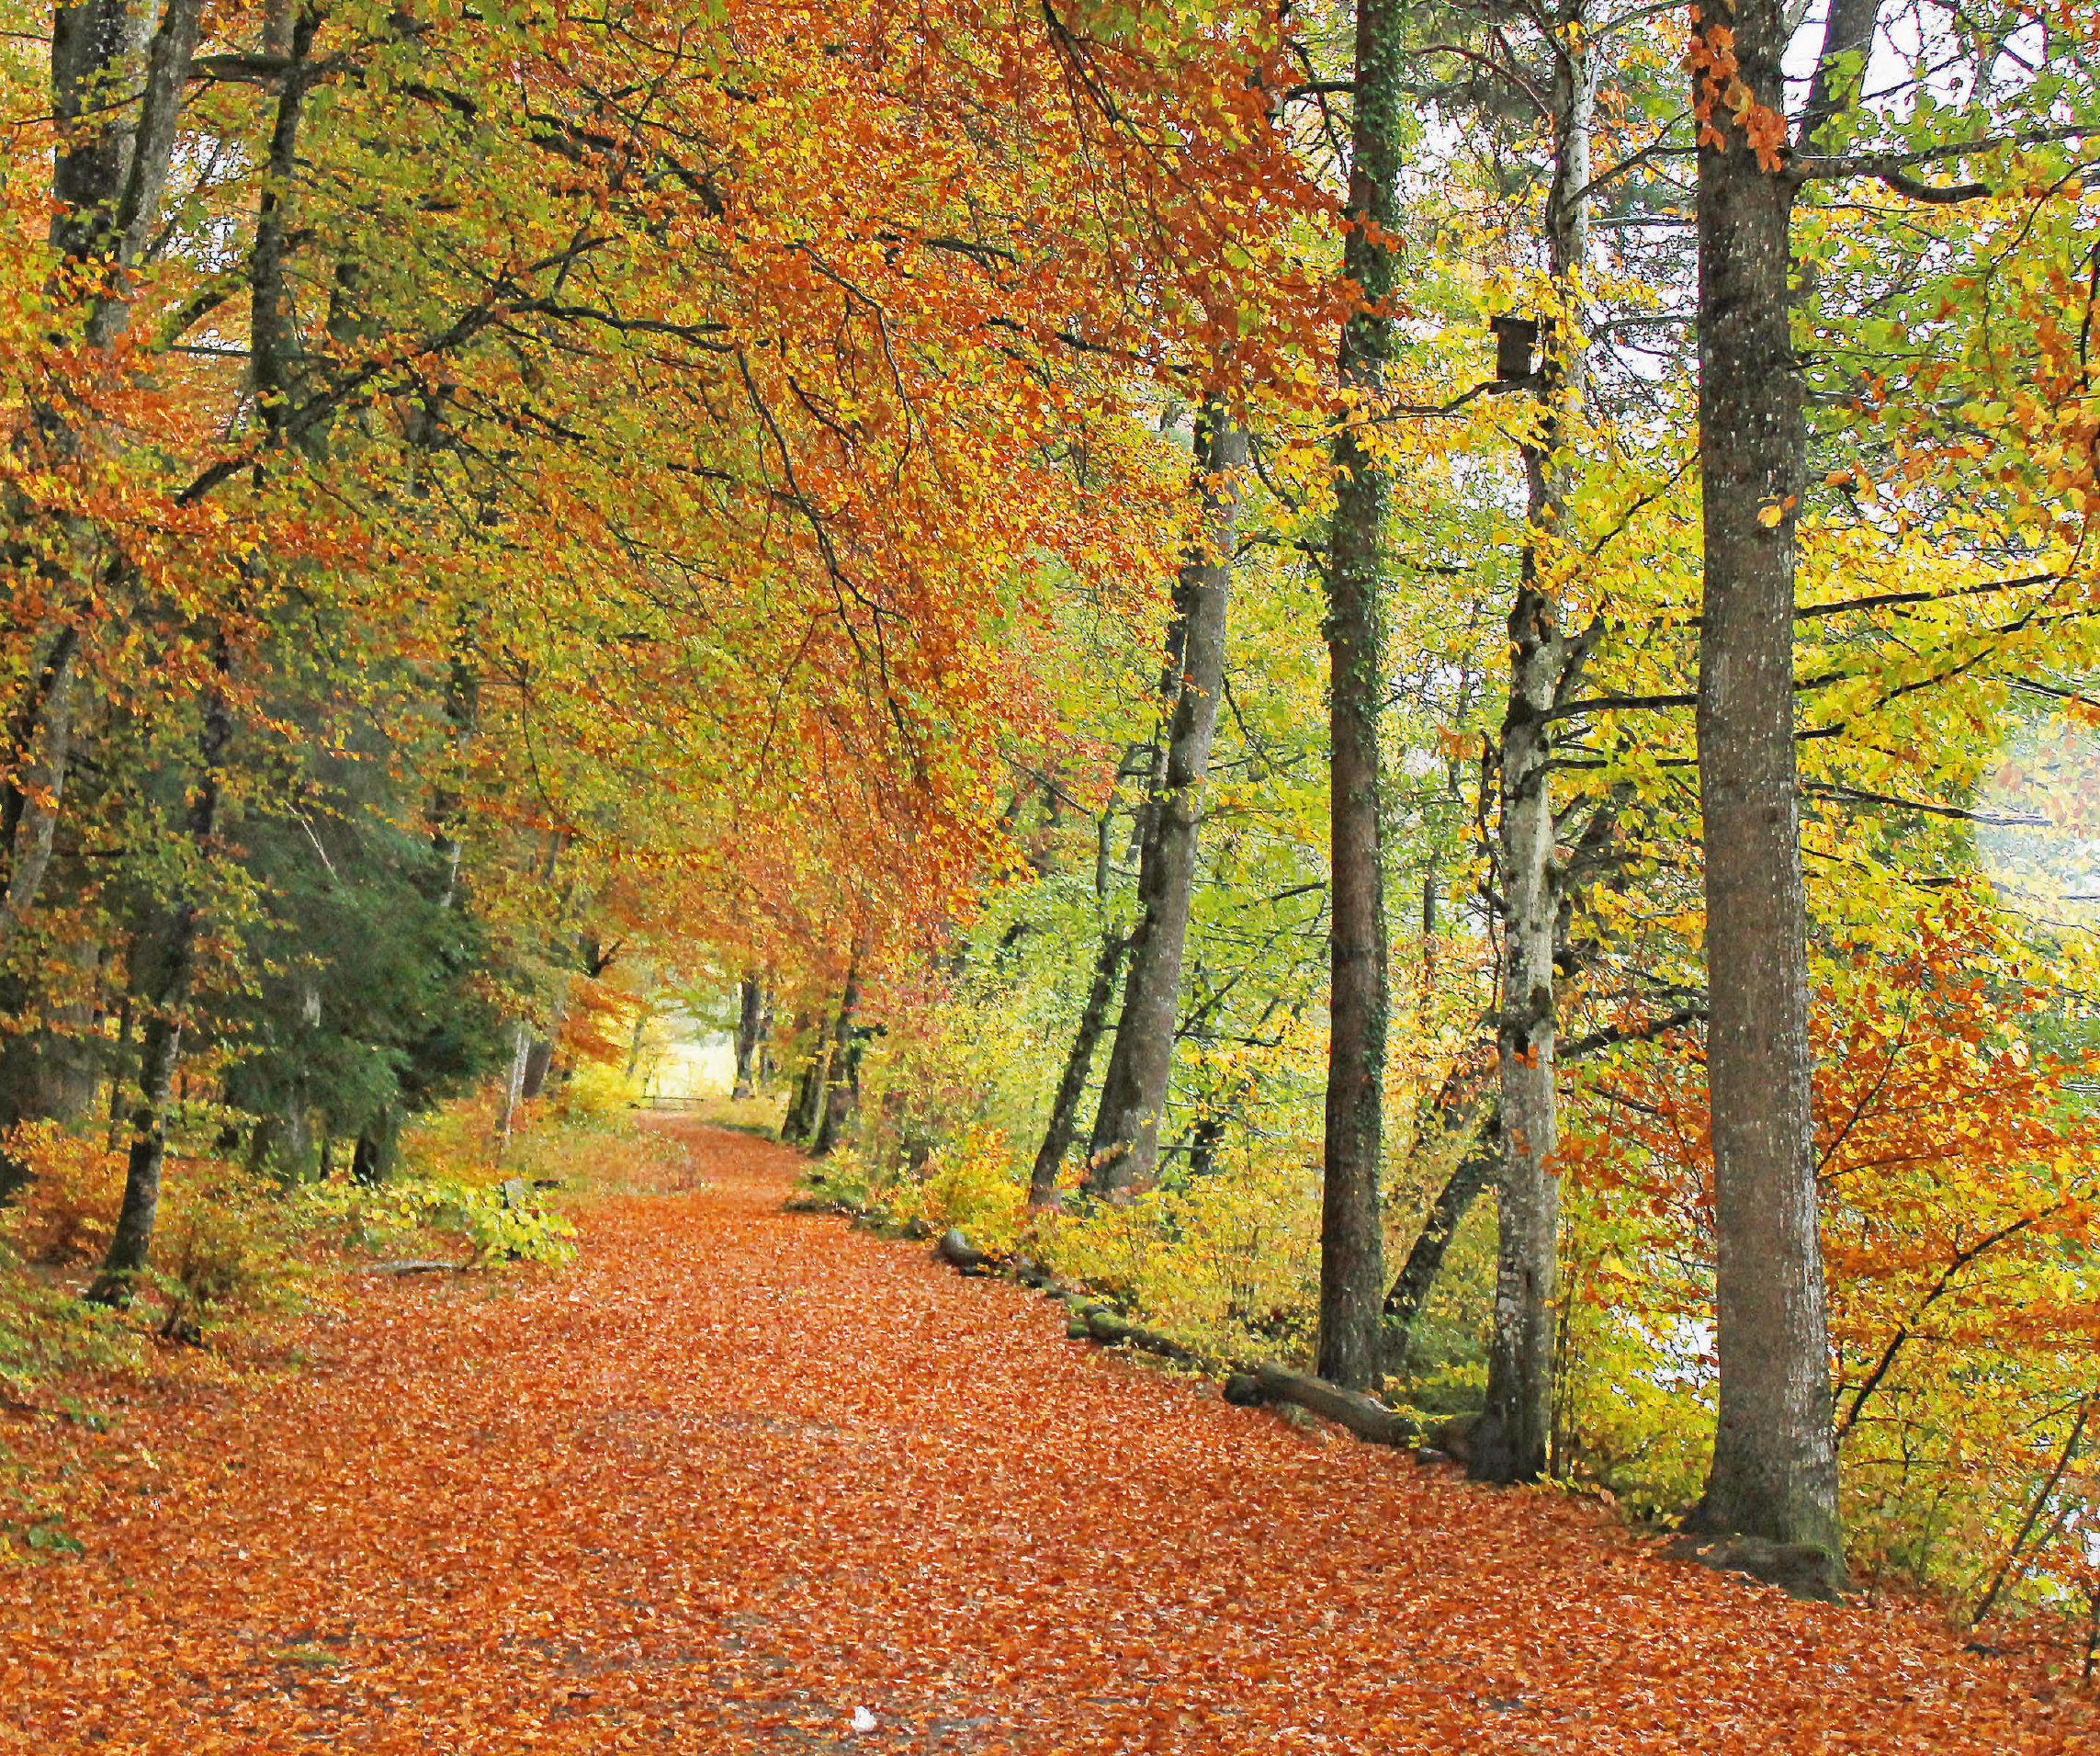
[86,661,229,1305]
[1386,1126,1501,1368]
[102,995,132,1151]
[1085,410,1246,1197]
[495,1020,531,1148]
[732,971,763,1100]
[756,983,775,1088]
[1030,925,1127,1208]
[625,1001,650,1082]
[1318,0,1406,1391]
[0,625,79,957]
[1683,0,1847,1553]
[1473,23,1597,1485]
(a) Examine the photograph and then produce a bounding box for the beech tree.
[1085,411,1247,1198]
[1316,0,1403,1395]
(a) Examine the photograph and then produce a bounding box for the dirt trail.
[2,1123,2093,1753]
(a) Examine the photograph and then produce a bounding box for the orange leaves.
[2,1120,2094,1751]
[1685,11,1789,173]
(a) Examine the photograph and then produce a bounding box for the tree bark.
[351,1106,399,1186]
[731,971,763,1099]
[494,1019,531,1148]
[1085,409,1245,1197]
[1473,17,1597,1486]
[86,655,230,1305]
[519,1035,558,1103]
[784,1006,831,1148]
[1684,0,1846,1552]
[1385,1106,1501,1371]
[811,953,864,1158]
[1318,0,1404,1392]
[1030,925,1127,1208]
[0,625,80,958]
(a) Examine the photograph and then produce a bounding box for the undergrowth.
[803,1127,1326,1364]
[0,1090,653,1407]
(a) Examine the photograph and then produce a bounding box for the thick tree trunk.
[0,625,80,957]
[783,1007,831,1148]
[519,980,567,1104]
[51,0,204,287]
[1030,925,1127,1208]
[1474,26,1597,1486]
[1685,0,1844,1552]
[3,2,205,1188]
[732,972,763,1100]
[1085,410,1245,1197]
[61,0,208,348]
[519,1036,558,1103]
[351,1106,399,1186]
[1318,0,1404,1392]
[811,954,864,1159]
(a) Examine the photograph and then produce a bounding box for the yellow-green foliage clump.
[877,1130,1029,1253]
[1552,1193,1716,1520]
[1042,1154,1321,1357]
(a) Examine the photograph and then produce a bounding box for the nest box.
[1490,314,1540,384]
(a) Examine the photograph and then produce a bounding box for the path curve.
[2,1123,2093,1753]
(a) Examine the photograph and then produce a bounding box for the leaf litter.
[1,1122,2094,1753]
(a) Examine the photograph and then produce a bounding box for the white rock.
[850,1706,878,1734]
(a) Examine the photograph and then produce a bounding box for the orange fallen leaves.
[0,1122,2094,1753]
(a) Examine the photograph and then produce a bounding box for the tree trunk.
[519,981,567,1104]
[1683,0,1846,1552]
[519,1036,558,1103]
[732,971,763,1100]
[101,995,132,1153]
[1030,925,1126,1208]
[783,1007,831,1148]
[0,625,80,958]
[1085,409,1246,1197]
[351,1106,398,1186]
[0,0,206,1162]
[1386,1106,1501,1371]
[755,984,775,1087]
[1473,20,1597,1486]
[1318,0,1405,1392]
[494,1019,531,1148]
[811,955,864,1159]
[86,662,230,1305]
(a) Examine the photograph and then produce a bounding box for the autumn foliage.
[5,1125,2096,1751]
[1560,891,2100,1601]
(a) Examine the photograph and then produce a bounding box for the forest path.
[2,1122,2091,1754]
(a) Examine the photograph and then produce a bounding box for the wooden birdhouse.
[1490,314,1539,384]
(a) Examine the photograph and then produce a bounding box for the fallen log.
[1072,1304,1213,1368]
[1249,1364,1418,1448]
[360,1260,466,1277]
[934,1228,994,1273]
[912,1210,1423,1456]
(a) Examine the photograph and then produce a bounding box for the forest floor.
[2,1121,2096,1754]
